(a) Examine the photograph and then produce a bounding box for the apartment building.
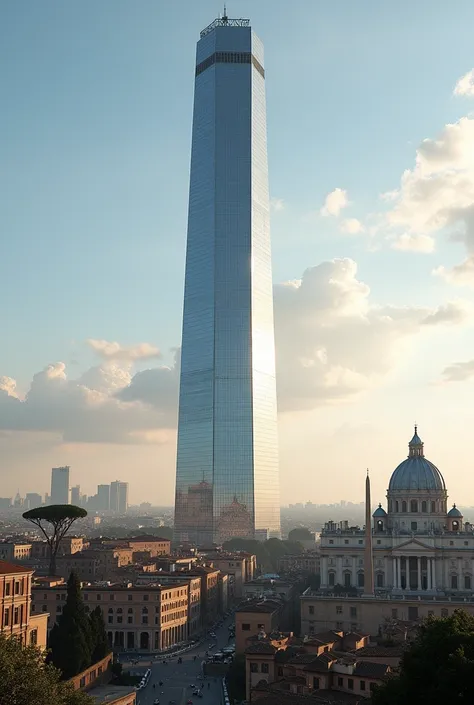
[277,552,320,575]
[236,598,284,654]
[0,560,48,649]
[135,573,202,636]
[32,582,189,651]
[0,543,32,561]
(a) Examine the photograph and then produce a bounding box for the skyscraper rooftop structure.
[174,12,281,545]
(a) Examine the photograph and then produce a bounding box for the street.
[121,615,234,705]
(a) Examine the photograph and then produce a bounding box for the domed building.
[319,427,473,596]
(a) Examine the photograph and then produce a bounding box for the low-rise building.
[236,598,284,654]
[201,552,257,598]
[277,553,320,576]
[32,581,189,652]
[0,560,48,649]
[0,543,32,561]
[245,629,389,702]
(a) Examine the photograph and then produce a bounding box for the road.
[122,615,234,705]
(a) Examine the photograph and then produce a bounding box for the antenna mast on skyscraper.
[223,3,228,23]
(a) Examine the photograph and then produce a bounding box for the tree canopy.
[372,609,474,705]
[49,572,95,679]
[288,527,313,542]
[0,631,93,705]
[22,505,87,574]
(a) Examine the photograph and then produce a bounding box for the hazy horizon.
[2,1,474,509]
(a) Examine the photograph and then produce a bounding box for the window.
[143,595,149,601]
[376,539,381,544]
[42,605,47,612]
[313,677,320,689]
[242,623,250,631]
[117,608,123,614]
[411,522,417,531]
[109,594,114,601]
[358,540,363,545]
[411,500,418,513]
[261,663,269,674]
[376,573,384,588]
[451,575,458,589]
[128,616,133,624]
[117,616,123,624]
[108,608,113,614]
[344,540,349,544]
[402,501,407,512]
[309,606,314,615]
[336,606,343,614]
[336,621,343,629]
[128,594,133,601]
[79,677,86,688]
[250,663,258,673]
[357,573,364,588]
[465,576,471,590]
[421,501,427,512]
[142,607,148,614]
[4,608,9,626]
[142,616,148,624]
[370,683,377,692]
[408,606,418,621]
[329,540,334,545]
[344,573,351,588]
[431,501,436,513]
[5,583,10,596]
[56,593,60,600]
[450,541,454,546]
[395,501,399,512]
[108,616,113,624]
[328,572,335,587]
[348,678,354,690]
[56,605,62,613]
[464,541,469,546]
[441,608,448,617]
[96,594,101,601]
[338,677,343,687]
[30,630,38,646]
[392,608,398,619]
[14,582,20,595]
[360,680,366,691]
[350,606,357,618]
[128,607,133,614]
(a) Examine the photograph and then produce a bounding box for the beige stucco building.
[32,581,189,651]
[0,560,48,649]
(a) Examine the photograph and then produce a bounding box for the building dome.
[388,426,446,492]
[373,503,387,517]
[447,504,462,518]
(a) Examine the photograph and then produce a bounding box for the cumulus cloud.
[87,338,161,362]
[340,218,364,235]
[321,188,349,217]
[273,258,468,410]
[270,197,285,212]
[433,255,474,287]
[0,265,468,438]
[442,358,474,382]
[391,233,435,253]
[454,69,474,97]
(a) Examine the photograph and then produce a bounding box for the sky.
[2,0,474,509]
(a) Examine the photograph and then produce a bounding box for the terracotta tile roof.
[0,560,33,575]
[353,660,391,678]
[354,645,404,657]
[245,642,277,655]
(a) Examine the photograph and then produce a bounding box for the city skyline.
[174,14,281,544]
[2,1,474,507]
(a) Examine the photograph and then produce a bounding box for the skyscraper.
[110,481,128,514]
[71,485,81,506]
[174,13,281,545]
[50,466,70,505]
[97,484,111,511]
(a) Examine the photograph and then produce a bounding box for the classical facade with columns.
[320,427,472,596]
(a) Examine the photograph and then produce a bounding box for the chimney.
[363,471,375,597]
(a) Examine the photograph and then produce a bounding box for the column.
[397,556,402,589]
[336,556,342,586]
[432,559,437,590]
[321,556,328,588]
[427,558,432,590]
[417,557,422,591]
[393,557,398,589]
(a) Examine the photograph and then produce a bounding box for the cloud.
[340,218,364,235]
[379,116,474,272]
[86,338,161,362]
[321,188,349,217]
[442,358,474,382]
[270,197,285,212]
[273,258,468,410]
[391,233,435,253]
[454,69,474,97]
[433,256,474,287]
[0,265,468,438]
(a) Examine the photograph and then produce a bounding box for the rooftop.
[200,15,250,39]
[0,560,33,575]
[88,684,136,704]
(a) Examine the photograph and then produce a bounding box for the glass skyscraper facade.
[174,15,281,546]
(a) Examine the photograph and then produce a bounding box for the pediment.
[392,538,434,553]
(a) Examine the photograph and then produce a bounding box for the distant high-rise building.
[0,498,11,510]
[25,493,42,510]
[71,485,81,506]
[174,13,281,545]
[97,484,110,511]
[51,467,70,505]
[110,481,128,514]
